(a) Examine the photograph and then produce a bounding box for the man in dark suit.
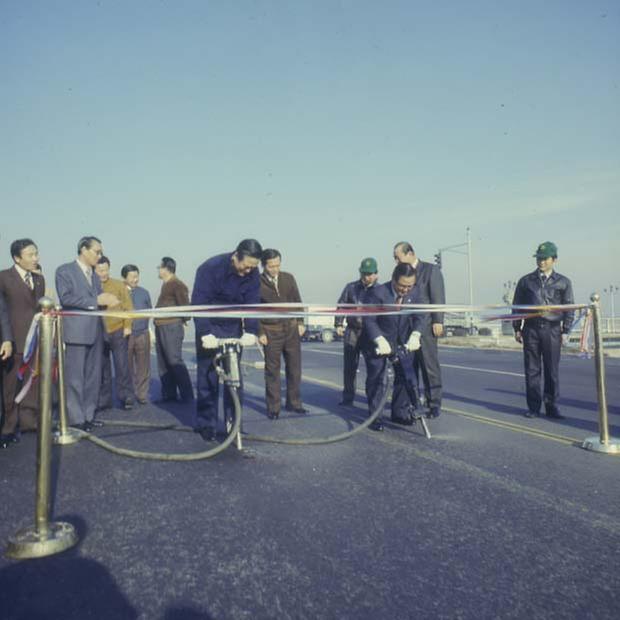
[393,241,445,418]
[0,289,14,449]
[0,239,45,448]
[192,239,262,441]
[258,248,306,419]
[362,263,423,431]
[55,236,119,431]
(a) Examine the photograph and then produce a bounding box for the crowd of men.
[0,236,574,449]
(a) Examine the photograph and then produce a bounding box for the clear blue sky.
[2,1,619,314]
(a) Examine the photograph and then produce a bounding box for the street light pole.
[604,285,618,333]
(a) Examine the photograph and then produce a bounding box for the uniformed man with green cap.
[335,257,379,406]
[512,241,574,420]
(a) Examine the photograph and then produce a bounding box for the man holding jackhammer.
[191,239,262,442]
[361,263,423,431]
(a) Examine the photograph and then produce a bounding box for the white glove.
[240,332,257,347]
[406,331,421,351]
[201,334,219,349]
[374,336,392,356]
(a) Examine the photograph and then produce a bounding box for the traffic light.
[434,252,442,269]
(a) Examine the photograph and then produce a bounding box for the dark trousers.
[65,337,103,425]
[1,353,39,434]
[195,343,243,430]
[414,329,442,408]
[99,329,134,408]
[128,331,151,402]
[263,322,302,413]
[362,348,420,419]
[522,321,562,413]
[155,322,194,402]
[342,328,361,403]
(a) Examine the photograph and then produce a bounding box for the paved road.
[0,343,618,619]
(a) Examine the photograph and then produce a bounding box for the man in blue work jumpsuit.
[512,241,574,420]
[191,239,262,441]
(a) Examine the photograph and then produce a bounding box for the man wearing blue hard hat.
[512,241,574,420]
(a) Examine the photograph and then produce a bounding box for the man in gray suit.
[55,236,119,430]
[393,241,446,418]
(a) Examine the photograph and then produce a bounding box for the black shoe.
[95,405,111,414]
[339,400,354,407]
[546,407,565,420]
[123,400,134,410]
[196,427,217,442]
[391,415,414,426]
[369,420,384,432]
[4,433,19,444]
[70,422,90,432]
[90,419,105,428]
[428,407,441,419]
[137,398,148,405]
[285,405,308,414]
[267,411,280,420]
[0,436,12,449]
[525,410,539,418]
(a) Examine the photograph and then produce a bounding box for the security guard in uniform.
[512,241,574,420]
[335,258,379,406]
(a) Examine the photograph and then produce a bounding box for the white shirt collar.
[14,264,31,280]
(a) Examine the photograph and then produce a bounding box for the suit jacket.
[0,266,45,354]
[259,271,303,334]
[362,281,422,350]
[414,260,445,326]
[0,290,13,345]
[55,261,103,345]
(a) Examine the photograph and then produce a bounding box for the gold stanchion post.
[582,293,620,455]
[5,298,79,559]
[53,306,82,445]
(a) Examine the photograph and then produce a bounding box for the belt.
[525,318,561,329]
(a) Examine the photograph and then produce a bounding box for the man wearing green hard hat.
[512,241,574,420]
[335,257,379,406]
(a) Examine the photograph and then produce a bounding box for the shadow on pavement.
[0,515,138,620]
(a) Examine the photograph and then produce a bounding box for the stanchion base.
[582,436,620,455]
[53,429,84,445]
[5,521,78,559]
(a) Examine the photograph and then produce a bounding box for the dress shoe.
[196,427,217,442]
[285,405,308,414]
[524,410,539,418]
[369,420,384,432]
[123,399,134,410]
[4,433,19,444]
[428,407,441,419]
[339,399,354,407]
[545,407,565,420]
[267,411,280,420]
[69,422,90,432]
[90,419,105,428]
[0,436,12,449]
[391,415,413,426]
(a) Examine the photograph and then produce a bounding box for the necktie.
[24,272,33,290]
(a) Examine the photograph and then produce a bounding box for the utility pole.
[437,227,474,332]
[604,285,619,333]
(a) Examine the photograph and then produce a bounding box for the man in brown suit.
[0,239,46,448]
[258,249,306,419]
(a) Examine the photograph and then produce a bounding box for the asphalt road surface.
[1,342,618,620]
